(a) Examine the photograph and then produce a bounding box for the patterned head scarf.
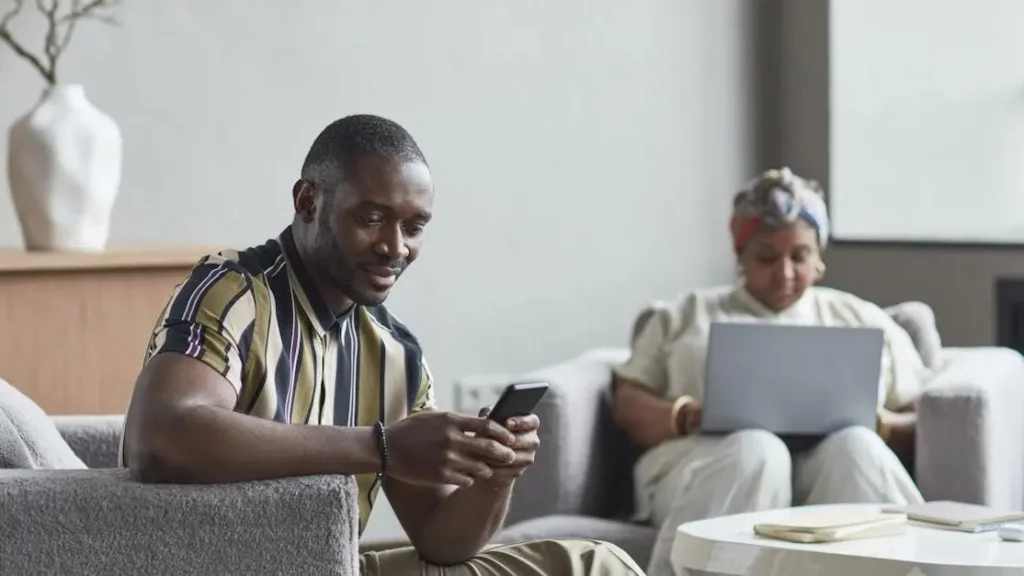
[730,167,830,253]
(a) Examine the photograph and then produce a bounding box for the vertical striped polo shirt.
[121,225,435,534]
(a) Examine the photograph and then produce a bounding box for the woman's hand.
[612,379,697,449]
[878,408,916,465]
[676,401,703,435]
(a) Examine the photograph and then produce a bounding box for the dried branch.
[0,0,122,86]
[56,0,80,56]
[1,0,23,27]
[60,0,119,24]
[1,0,51,83]
[39,0,60,81]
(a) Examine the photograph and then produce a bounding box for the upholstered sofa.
[0,406,360,575]
[491,301,1024,567]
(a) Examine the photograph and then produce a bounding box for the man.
[120,114,644,575]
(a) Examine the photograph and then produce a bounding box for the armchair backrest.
[884,301,943,370]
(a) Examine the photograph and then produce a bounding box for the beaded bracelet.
[373,420,388,479]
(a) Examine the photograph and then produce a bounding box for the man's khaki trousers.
[360,538,645,575]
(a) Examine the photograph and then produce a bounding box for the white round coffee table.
[672,504,1024,576]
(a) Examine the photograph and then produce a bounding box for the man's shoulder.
[196,238,284,279]
[166,238,285,321]
[180,239,285,290]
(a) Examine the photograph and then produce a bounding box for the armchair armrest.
[52,415,124,468]
[915,347,1024,509]
[504,348,634,526]
[0,469,360,576]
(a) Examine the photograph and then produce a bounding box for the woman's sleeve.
[613,296,692,397]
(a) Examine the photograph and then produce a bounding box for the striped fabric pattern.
[124,226,435,534]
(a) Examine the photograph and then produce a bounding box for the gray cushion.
[495,515,657,568]
[885,301,943,370]
[53,415,124,469]
[0,377,86,469]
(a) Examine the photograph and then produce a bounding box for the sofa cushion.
[0,377,86,469]
[885,301,943,371]
[495,514,657,568]
[53,415,125,469]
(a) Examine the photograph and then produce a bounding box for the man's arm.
[385,473,512,566]
[123,352,384,482]
[380,359,514,565]
[384,409,539,567]
[127,354,513,489]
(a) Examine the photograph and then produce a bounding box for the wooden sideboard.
[0,247,217,415]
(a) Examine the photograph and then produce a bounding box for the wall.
[764,0,1024,347]
[0,1,759,540]
[824,245,1024,346]
[829,0,1024,244]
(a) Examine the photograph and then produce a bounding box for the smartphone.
[486,381,549,424]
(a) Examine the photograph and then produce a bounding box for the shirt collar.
[279,226,351,333]
[733,283,815,320]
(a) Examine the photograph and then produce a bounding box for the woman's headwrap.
[730,167,830,252]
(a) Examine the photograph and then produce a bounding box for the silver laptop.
[700,322,884,436]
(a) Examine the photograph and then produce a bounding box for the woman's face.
[738,220,823,311]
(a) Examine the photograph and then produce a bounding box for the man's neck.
[312,274,354,317]
[291,228,355,316]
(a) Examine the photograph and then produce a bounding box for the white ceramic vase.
[7,84,122,251]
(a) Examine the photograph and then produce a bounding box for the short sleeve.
[410,357,436,413]
[613,304,682,397]
[147,262,256,395]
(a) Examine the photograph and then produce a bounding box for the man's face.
[303,156,434,306]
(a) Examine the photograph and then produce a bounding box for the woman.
[612,167,927,576]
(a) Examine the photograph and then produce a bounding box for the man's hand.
[386,411,517,487]
[476,408,541,486]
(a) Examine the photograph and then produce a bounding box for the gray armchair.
[0,416,361,576]
[492,302,1024,568]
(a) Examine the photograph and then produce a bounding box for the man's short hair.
[301,114,428,189]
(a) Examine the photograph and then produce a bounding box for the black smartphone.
[486,381,549,424]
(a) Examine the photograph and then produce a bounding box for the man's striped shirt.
[121,226,435,533]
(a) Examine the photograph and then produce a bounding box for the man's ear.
[292,179,317,223]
